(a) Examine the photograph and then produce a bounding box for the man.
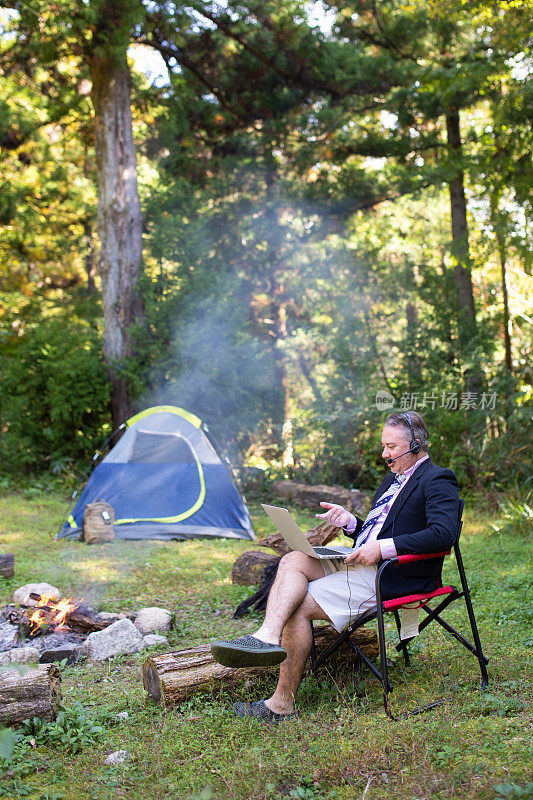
[211,412,459,723]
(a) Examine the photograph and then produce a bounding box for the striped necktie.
[354,474,405,548]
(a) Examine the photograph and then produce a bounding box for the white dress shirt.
[345,455,429,558]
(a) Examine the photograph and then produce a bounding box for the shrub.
[0,309,110,474]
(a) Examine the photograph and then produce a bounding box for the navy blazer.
[348,459,460,599]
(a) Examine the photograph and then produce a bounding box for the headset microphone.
[386,450,414,464]
[385,414,422,464]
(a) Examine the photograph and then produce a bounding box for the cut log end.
[231,551,279,586]
[0,554,15,579]
[143,661,162,702]
[0,663,62,726]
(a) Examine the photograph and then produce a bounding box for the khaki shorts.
[307,560,377,632]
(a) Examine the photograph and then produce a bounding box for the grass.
[0,490,531,800]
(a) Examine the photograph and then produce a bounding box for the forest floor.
[0,491,531,800]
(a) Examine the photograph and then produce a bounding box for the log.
[64,604,116,634]
[0,663,62,726]
[0,554,14,579]
[143,626,378,707]
[256,522,341,557]
[272,481,367,515]
[231,551,279,585]
[25,596,116,635]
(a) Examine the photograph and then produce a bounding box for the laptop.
[261,504,353,560]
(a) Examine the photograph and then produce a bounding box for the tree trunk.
[405,302,420,390]
[0,664,61,726]
[83,219,96,295]
[497,235,513,374]
[143,626,378,706]
[446,108,483,395]
[88,49,144,427]
[273,301,294,468]
[490,203,513,374]
[297,350,324,405]
[363,311,393,394]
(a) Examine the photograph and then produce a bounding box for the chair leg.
[393,610,410,666]
[454,546,490,690]
[376,603,393,718]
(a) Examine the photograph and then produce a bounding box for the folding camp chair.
[309,499,489,719]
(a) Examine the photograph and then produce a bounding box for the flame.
[27,595,81,635]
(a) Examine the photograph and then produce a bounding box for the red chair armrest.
[396,551,450,564]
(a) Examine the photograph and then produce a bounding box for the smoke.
[143,192,372,467]
[148,273,281,462]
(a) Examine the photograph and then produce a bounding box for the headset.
[399,412,421,454]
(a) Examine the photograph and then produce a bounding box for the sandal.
[233,699,298,724]
[210,635,287,668]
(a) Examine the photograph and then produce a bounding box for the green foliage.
[487,491,533,538]
[0,300,110,474]
[20,703,105,754]
[493,783,533,800]
[0,728,18,762]
[0,704,104,799]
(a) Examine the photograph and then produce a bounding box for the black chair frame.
[309,500,489,719]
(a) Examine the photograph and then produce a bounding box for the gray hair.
[384,411,430,450]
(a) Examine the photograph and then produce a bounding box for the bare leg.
[254,551,326,645]
[265,593,330,714]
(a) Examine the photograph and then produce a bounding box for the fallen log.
[231,551,279,585]
[143,626,378,707]
[272,481,367,515]
[0,663,62,726]
[0,554,15,579]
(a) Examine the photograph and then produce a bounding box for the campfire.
[0,592,123,662]
[23,593,82,639]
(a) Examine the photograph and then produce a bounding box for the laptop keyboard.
[314,547,345,557]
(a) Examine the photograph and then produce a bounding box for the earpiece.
[400,413,421,454]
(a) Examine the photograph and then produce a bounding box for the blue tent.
[57,405,255,541]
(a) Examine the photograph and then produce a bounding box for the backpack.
[82,500,115,544]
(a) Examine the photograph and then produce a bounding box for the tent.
[57,405,255,542]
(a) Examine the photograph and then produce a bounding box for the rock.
[134,607,172,635]
[272,480,366,514]
[0,646,41,665]
[143,634,168,647]
[104,750,132,765]
[113,711,129,723]
[83,618,145,661]
[39,645,80,666]
[0,620,18,651]
[13,583,61,607]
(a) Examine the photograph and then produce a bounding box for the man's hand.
[315,502,353,528]
[345,541,382,566]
